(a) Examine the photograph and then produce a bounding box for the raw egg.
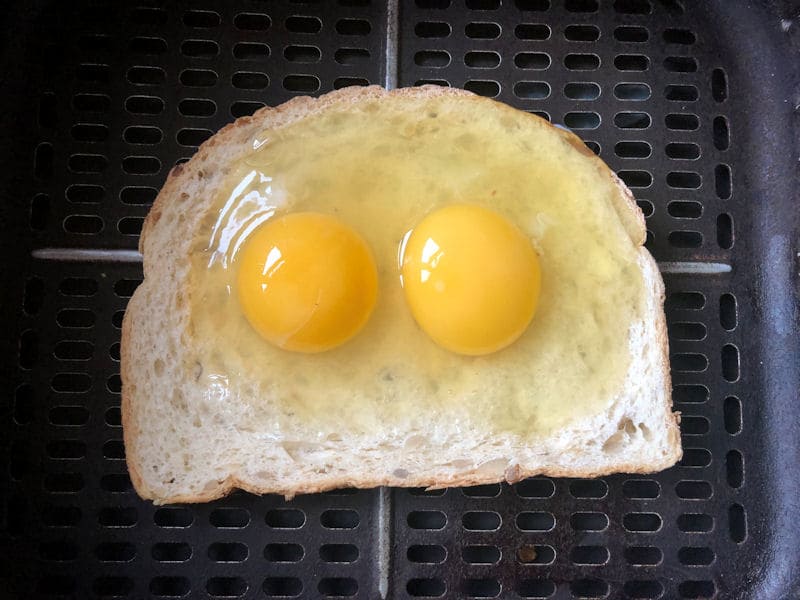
[188,90,644,436]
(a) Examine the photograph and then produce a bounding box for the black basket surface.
[1,1,799,599]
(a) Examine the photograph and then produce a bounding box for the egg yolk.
[400,204,541,356]
[236,212,378,353]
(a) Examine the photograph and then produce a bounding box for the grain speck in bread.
[122,86,682,504]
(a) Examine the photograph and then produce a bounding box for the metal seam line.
[384,0,399,90]
[30,248,733,274]
[658,261,732,274]
[31,248,144,262]
[378,4,399,597]
[376,486,392,600]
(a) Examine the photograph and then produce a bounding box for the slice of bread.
[122,86,681,504]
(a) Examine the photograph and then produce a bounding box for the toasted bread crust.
[122,86,680,504]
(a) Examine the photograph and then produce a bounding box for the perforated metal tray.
[1,1,799,599]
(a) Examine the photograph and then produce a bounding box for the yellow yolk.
[400,204,541,356]
[236,212,378,353]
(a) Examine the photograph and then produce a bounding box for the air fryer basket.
[1,1,799,598]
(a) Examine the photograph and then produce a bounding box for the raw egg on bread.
[188,87,645,437]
